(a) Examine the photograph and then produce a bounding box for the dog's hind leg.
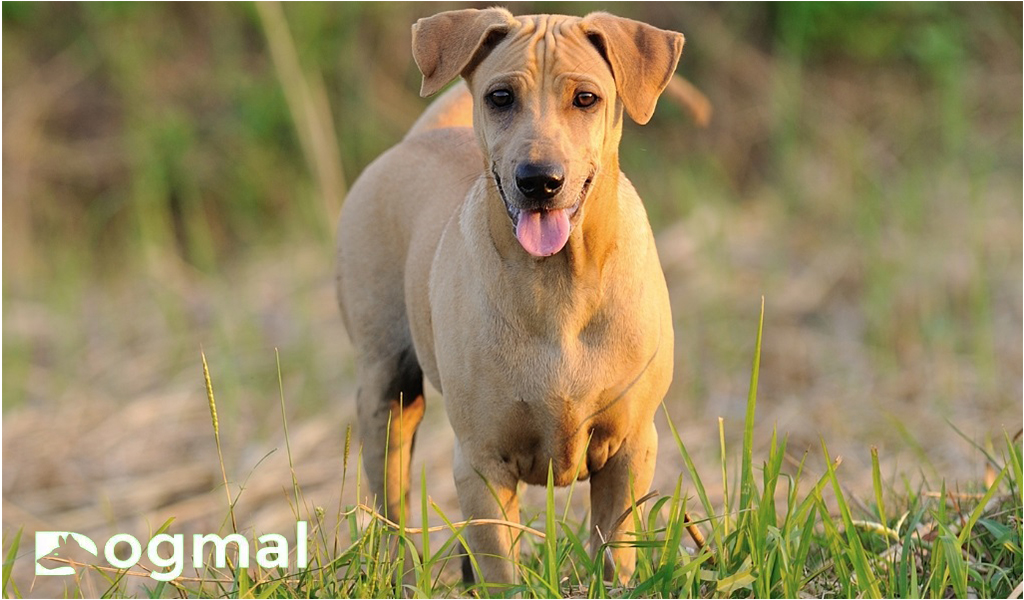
[355,345,426,521]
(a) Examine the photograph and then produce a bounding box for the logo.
[35,532,99,576]
[35,522,308,582]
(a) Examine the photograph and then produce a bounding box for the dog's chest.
[453,301,656,484]
[499,314,639,401]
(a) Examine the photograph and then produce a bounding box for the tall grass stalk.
[202,349,237,534]
[256,0,346,224]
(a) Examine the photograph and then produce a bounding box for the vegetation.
[3,304,1020,598]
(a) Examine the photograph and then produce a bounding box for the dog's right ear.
[412,8,516,97]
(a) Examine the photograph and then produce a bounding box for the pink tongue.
[515,208,571,257]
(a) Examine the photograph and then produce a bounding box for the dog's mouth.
[492,167,594,258]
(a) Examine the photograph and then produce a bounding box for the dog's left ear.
[412,8,517,97]
[581,13,684,125]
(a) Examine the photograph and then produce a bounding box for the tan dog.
[336,8,681,587]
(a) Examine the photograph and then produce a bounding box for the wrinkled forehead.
[474,14,614,86]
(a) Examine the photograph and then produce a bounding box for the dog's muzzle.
[492,164,593,258]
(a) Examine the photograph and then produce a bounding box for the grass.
[4,302,1020,598]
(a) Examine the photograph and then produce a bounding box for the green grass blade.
[717,560,755,594]
[938,524,968,598]
[871,446,888,527]
[662,403,724,561]
[658,479,685,574]
[276,348,301,507]
[928,480,949,598]
[257,580,283,598]
[793,457,837,528]
[418,467,432,597]
[896,505,926,599]
[627,471,656,584]
[789,502,817,598]
[958,463,1008,547]
[718,417,731,542]
[2,528,22,599]
[1005,431,1022,495]
[237,565,250,598]
[822,439,881,598]
[758,427,785,531]
[545,460,561,597]
[562,431,592,525]
[814,494,854,594]
[431,501,482,594]
[559,522,593,574]
[739,297,765,516]
[153,517,175,537]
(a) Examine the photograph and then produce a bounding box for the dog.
[336,8,681,587]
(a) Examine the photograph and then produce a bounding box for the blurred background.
[3,1,1021,593]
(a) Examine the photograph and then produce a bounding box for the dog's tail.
[664,74,712,127]
[404,75,710,140]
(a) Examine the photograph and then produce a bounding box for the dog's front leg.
[589,421,658,584]
[453,441,521,590]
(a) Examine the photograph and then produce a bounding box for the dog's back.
[335,123,477,337]
[404,82,474,140]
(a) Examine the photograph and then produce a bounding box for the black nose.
[515,163,564,200]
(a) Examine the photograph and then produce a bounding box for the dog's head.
[413,9,684,257]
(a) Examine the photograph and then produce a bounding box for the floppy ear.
[412,8,517,98]
[581,12,685,125]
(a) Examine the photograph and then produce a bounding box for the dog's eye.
[573,91,599,108]
[487,89,514,108]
